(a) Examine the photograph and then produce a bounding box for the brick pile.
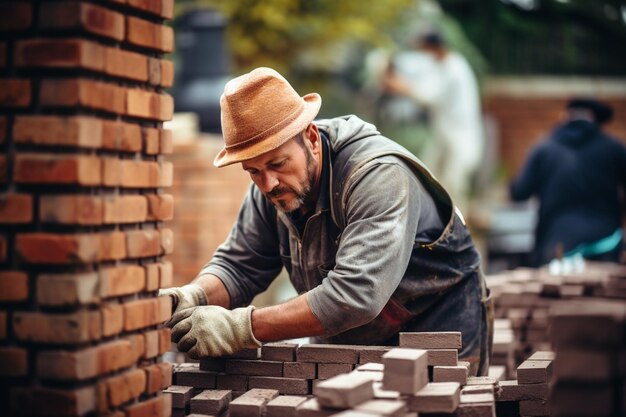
[0,1,176,416]
[548,300,626,417]
[486,262,626,374]
[164,332,504,416]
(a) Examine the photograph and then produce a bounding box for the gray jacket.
[202,116,488,369]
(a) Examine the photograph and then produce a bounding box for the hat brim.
[213,93,322,168]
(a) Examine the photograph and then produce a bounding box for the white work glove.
[158,283,208,315]
[167,305,261,358]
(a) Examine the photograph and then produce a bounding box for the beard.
[266,147,318,214]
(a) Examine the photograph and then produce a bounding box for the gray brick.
[382,348,428,395]
[249,376,311,395]
[162,385,193,409]
[297,344,359,364]
[433,365,468,385]
[517,360,552,384]
[284,362,316,379]
[262,342,297,362]
[225,359,283,377]
[316,372,374,409]
[427,349,458,366]
[354,399,407,417]
[317,363,353,379]
[266,395,308,417]
[358,346,392,364]
[498,380,548,401]
[190,390,232,415]
[406,382,460,413]
[295,398,335,417]
[174,367,217,389]
[399,332,462,349]
[216,374,248,391]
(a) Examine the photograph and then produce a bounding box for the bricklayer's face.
[241,124,320,214]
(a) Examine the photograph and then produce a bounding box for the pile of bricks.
[164,332,504,416]
[0,1,176,416]
[486,262,626,370]
[548,300,626,417]
[495,352,553,417]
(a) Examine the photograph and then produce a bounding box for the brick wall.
[0,2,175,416]
[483,77,626,178]
[167,137,251,287]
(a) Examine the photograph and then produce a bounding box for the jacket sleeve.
[306,159,422,336]
[198,184,283,308]
[510,145,544,201]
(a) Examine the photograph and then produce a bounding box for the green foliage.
[181,0,416,75]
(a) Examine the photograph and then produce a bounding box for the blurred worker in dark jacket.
[510,98,626,266]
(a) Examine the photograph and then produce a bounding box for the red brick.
[15,38,104,71]
[99,265,145,297]
[161,59,175,88]
[161,0,174,19]
[126,89,174,121]
[105,47,149,81]
[126,229,162,258]
[143,330,159,359]
[144,127,160,154]
[0,271,29,302]
[0,155,6,185]
[158,327,171,354]
[102,120,142,152]
[0,43,6,68]
[0,116,6,143]
[40,78,126,115]
[0,79,31,107]
[101,302,124,337]
[157,294,173,323]
[40,2,124,41]
[14,115,103,149]
[124,298,158,331]
[148,57,161,85]
[17,233,101,264]
[128,0,162,17]
[0,193,32,224]
[160,228,174,255]
[37,272,99,306]
[159,261,173,288]
[160,129,173,154]
[144,364,165,394]
[102,157,121,187]
[0,347,28,377]
[0,311,6,339]
[146,194,174,221]
[103,195,148,224]
[160,161,174,187]
[125,394,170,417]
[14,153,101,185]
[99,368,146,408]
[0,234,6,262]
[0,3,32,31]
[126,17,174,52]
[145,262,160,291]
[119,160,160,188]
[37,339,134,380]
[13,310,101,344]
[99,231,127,261]
[40,195,103,225]
[11,386,96,417]
[125,333,146,362]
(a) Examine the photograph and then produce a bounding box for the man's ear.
[305,123,321,155]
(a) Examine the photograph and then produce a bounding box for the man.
[382,30,484,213]
[163,67,492,375]
[510,98,626,266]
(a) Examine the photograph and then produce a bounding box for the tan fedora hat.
[214,67,322,167]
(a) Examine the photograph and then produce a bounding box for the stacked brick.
[495,352,553,417]
[0,1,175,416]
[165,332,502,416]
[548,300,626,417]
[486,262,626,372]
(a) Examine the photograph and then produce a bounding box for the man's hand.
[167,305,261,358]
[158,284,208,315]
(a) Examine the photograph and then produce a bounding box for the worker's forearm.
[251,294,326,342]
[192,273,231,308]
